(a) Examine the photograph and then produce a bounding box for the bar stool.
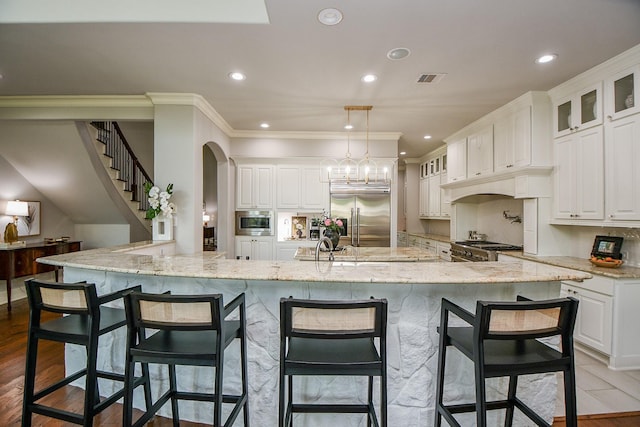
[434,295,579,427]
[122,291,249,427]
[279,297,388,427]
[22,279,148,427]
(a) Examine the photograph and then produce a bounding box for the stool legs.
[21,332,38,427]
[563,366,578,427]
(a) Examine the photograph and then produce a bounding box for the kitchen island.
[37,242,591,426]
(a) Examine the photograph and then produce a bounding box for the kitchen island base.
[62,267,562,427]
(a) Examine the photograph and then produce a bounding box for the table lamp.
[4,200,29,245]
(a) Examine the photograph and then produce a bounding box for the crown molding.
[231,129,403,141]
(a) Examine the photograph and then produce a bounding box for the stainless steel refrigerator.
[330,182,391,247]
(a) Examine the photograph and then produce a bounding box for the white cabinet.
[440,172,450,218]
[466,125,494,178]
[446,138,467,182]
[561,278,613,355]
[494,106,532,172]
[276,166,328,210]
[436,242,451,261]
[237,165,274,209]
[605,113,640,220]
[605,64,640,121]
[419,177,429,218]
[235,236,273,260]
[554,126,604,220]
[553,82,602,138]
[428,174,441,217]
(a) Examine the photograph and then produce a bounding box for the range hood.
[441,167,553,203]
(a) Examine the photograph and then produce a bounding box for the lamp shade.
[5,200,29,216]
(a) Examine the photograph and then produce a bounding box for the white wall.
[74,224,130,249]
[557,226,640,267]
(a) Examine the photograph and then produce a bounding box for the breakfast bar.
[37,242,591,426]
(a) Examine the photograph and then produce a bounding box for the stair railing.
[90,121,152,214]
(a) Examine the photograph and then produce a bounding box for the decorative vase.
[152,215,174,241]
[323,228,340,250]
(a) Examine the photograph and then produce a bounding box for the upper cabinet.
[553,82,602,138]
[605,65,640,121]
[236,164,274,209]
[276,165,329,210]
[466,125,494,177]
[446,138,467,183]
[494,105,532,172]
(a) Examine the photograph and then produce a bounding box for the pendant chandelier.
[321,105,391,184]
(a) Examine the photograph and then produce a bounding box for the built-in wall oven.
[235,210,273,236]
[450,241,522,262]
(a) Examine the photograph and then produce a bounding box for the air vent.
[416,73,446,83]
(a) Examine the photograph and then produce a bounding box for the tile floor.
[556,349,640,417]
[2,278,640,419]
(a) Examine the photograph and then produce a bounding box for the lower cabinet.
[235,236,273,261]
[561,275,640,370]
[561,278,613,355]
[436,242,451,261]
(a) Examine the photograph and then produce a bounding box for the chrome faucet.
[315,236,334,261]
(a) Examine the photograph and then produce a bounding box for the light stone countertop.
[403,232,452,243]
[294,246,440,262]
[36,241,592,284]
[500,252,640,280]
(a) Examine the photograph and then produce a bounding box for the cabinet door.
[440,172,450,217]
[419,178,429,217]
[254,238,273,260]
[605,65,640,121]
[276,166,301,209]
[606,114,640,220]
[428,175,440,217]
[236,166,255,209]
[493,115,513,172]
[447,138,467,182]
[301,167,328,210]
[467,126,493,177]
[574,127,604,220]
[436,242,451,261]
[254,166,273,208]
[235,237,253,260]
[554,135,575,219]
[512,105,532,167]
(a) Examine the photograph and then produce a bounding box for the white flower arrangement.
[144,182,176,219]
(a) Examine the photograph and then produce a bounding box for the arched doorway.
[203,141,230,256]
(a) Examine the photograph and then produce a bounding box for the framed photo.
[591,235,623,259]
[17,201,40,237]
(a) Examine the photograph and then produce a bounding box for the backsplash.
[563,226,640,267]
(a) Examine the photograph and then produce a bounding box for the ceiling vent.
[416,73,447,84]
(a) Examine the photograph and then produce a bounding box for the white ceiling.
[1,0,640,159]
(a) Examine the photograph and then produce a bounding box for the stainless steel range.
[450,241,523,262]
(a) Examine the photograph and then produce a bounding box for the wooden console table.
[0,241,81,311]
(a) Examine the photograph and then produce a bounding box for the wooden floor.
[2,297,639,426]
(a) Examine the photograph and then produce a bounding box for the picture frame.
[17,201,41,237]
[291,216,307,239]
[591,235,623,259]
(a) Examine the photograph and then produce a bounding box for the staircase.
[82,121,152,237]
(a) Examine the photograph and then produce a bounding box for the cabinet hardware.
[475,172,481,176]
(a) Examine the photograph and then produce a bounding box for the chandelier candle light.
[144,182,176,241]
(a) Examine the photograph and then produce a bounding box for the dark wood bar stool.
[434,295,579,427]
[279,297,388,427]
[22,279,148,427]
[122,291,249,427]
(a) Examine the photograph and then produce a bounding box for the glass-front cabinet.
[605,65,639,121]
[553,82,602,138]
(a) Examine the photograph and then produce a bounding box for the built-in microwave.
[235,211,273,236]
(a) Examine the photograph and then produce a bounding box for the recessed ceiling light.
[260,123,270,129]
[318,8,343,26]
[387,48,411,60]
[344,124,353,130]
[361,74,377,83]
[423,135,432,140]
[229,72,246,81]
[400,151,407,156]
[535,54,558,64]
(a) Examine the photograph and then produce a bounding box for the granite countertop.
[499,252,640,280]
[403,232,451,243]
[294,246,440,262]
[36,241,591,285]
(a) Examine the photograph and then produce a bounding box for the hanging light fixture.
[321,105,392,184]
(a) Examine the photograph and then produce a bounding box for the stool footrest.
[292,403,373,413]
[32,368,86,401]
